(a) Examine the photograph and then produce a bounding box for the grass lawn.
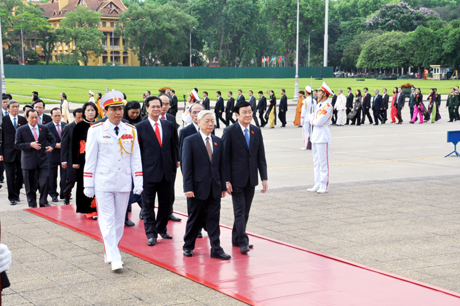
[5,78,460,104]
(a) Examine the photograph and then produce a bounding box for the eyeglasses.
[240,111,252,116]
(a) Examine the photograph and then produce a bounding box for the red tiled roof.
[40,0,127,19]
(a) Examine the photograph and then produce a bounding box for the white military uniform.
[84,120,143,263]
[300,96,316,149]
[311,98,332,191]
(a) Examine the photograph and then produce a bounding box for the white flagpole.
[0,17,6,93]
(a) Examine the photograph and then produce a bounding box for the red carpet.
[27,205,460,305]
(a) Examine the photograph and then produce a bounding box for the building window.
[102,22,106,27]
[110,22,114,27]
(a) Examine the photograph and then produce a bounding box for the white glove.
[83,187,95,198]
[0,244,12,273]
[133,187,143,195]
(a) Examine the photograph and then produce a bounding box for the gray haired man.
[372,89,384,125]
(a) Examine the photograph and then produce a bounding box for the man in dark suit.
[222,101,268,254]
[278,89,288,127]
[226,92,236,125]
[331,93,338,125]
[46,108,67,202]
[361,88,373,125]
[0,100,27,205]
[32,100,52,125]
[248,90,259,127]
[159,94,181,222]
[397,87,406,124]
[1,94,14,184]
[61,108,83,205]
[168,89,178,118]
[15,109,56,208]
[179,103,203,162]
[182,110,231,260]
[202,91,210,110]
[257,91,267,127]
[345,87,354,125]
[236,89,245,107]
[372,89,383,125]
[137,96,178,246]
[214,91,225,128]
[382,88,389,123]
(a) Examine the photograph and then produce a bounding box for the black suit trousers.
[278,110,287,126]
[183,188,223,255]
[0,161,4,180]
[382,108,388,122]
[361,108,373,124]
[259,112,266,127]
[252,112,260,127]
[226,112,235,126]
[373,110,383,125]
[346,109,351,124]
[397,107,403,122]
[23,167,50,208]
[143,178,171,238]
[63,166,77,202]
[352,108,362,125]
[169,172,176,215]
[332,109,337,124]
[48,164,67,198]
[4,157,23,201]
[231,183,255,247]
[216,112,226,128]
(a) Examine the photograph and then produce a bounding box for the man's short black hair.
[146,90,151,95]
[145,95,162,108]
[238,89,242,92]
[50,107,61,116]
[235,101,252,114]
[228,91,233,95]
[299,90,305,95]
[23,104,32,112]
[281,89,286,93]
[434,88,438,91]
[347,87,351,90]
[73,108,83,117]
[364,87,368,91]
[194,88,198,92]
[26,109,37,118]
[258,91,263,94]
[203,91,208,95]
[32,91,39,95]
[249,90,253,94]
[171,90,175,94]
[33,100,45,108]
[216,91,221,95]
[2,93,12,100]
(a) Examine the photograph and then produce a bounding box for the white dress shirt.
[148,117,162,142]
[192,122,200,132]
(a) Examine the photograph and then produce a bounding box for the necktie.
[244,128,250,148]
[114,126,119,136]
[206,136,212,162]
[57,124,61,138]
[13,117,17,130]
[33,127,38,141]
[155,123,162,147]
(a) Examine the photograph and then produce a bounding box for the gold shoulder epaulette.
[125,123,136,129]
[91,122,103,128]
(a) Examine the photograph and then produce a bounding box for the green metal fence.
[4,65,333,79]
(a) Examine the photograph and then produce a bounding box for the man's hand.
[226,182,233,195]
[281,109,284,112]
[55,143,61,149]
[133,187,143,195]
[0,156,3,161]
[219,110,222,113]
[45,146,53,153]
[261,180,268,194]
[30,142,41,150]
[83,187,94,198]
[73,164,80,169]
[185,191,194,198]
[62,163,67,169]
[177,162,180,168]
[221,191,226,198]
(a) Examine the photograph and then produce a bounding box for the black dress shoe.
[125,219,135,227]
[211,252,231,260]
[52,197,58,202]
[233,244,253,249]
[169,214,182,222]
[240,246,250,254]
[10,200,17,206]
[16,198,20,202]
[64,200,70,205]
[373,124,378,125]
[59,194,65,200]
[41,203,51,207]
[197,232,203,238]
[160,232,173,239]
[183,249,193,257]
[147,237,157,246]
[139,210,144,220]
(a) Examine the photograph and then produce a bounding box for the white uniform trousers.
[302,122,311,149]
[312,143,330,190]
[95,191,130,263]
[336,110,346,125]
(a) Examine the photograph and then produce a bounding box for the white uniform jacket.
[300,96,316,126]
[84,120,143,192]
[334,94,347,111]
[311,99,332,144]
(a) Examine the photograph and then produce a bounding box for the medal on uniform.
[119,130,135,156]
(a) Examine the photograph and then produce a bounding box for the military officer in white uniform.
[308,82,333,194]
[300,86,316,150]
[84,91,143,271]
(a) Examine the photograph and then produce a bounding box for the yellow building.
[39,0,140,66]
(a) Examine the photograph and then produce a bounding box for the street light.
[0,17,6,93]
[293,0,300,101]
[324,0,329,67]
[308,30,314,67]
[21,19,25,65]
[190,26,196,67]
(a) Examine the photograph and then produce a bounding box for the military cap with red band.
[99,91,125,109]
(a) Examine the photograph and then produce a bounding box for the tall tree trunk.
[217,30,224,64]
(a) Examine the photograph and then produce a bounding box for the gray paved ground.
[1,103,460,304]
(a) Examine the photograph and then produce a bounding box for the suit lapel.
[234,122,249,152]
[197,133,211,163]
[160,120,168,148]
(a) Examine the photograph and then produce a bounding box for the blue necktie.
[244,128,250,148]
[13,117,17,130]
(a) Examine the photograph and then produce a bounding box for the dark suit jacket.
[215,97,224,114]
[331,95,337,107]
[39,113,52,125]
[137,119,176,183]
[382,93,389,109]
[182,133,226,200]
[257,96,267,113]
[179,123,198,162]
[226,97,235,113]
[248,96,257,112]
[222,122,268,188]
[202,97,210,110]
[0,115,28,162]
[46,121,67,166]
[346,93,354,109]
[60,121,76,165]
[15,124,56,170]
[164,113,179,163]
[237,95,245,104]
[279,94,288,111]
[372,95,382,111]
[397,93,406,108]
[169,94,178,115]
[363,93,371,108]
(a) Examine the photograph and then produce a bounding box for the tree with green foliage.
[39,29,58,65]
[59,6,105,66]
[341,32,375,70]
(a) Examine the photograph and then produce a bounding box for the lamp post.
[0,17,6,93]
[293,0,300,101]
[112,30,115,65]
[190,26,196,67]
[21,19,25,65]
[308,30,314,67]
[323,0,329,67]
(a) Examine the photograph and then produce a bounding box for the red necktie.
[155,123,162,147]
[33,127,38,141]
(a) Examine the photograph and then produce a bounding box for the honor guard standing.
[307,82,333,194]
[446,87,458,122]
[300,86,315,150]
[83,91,143,271]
